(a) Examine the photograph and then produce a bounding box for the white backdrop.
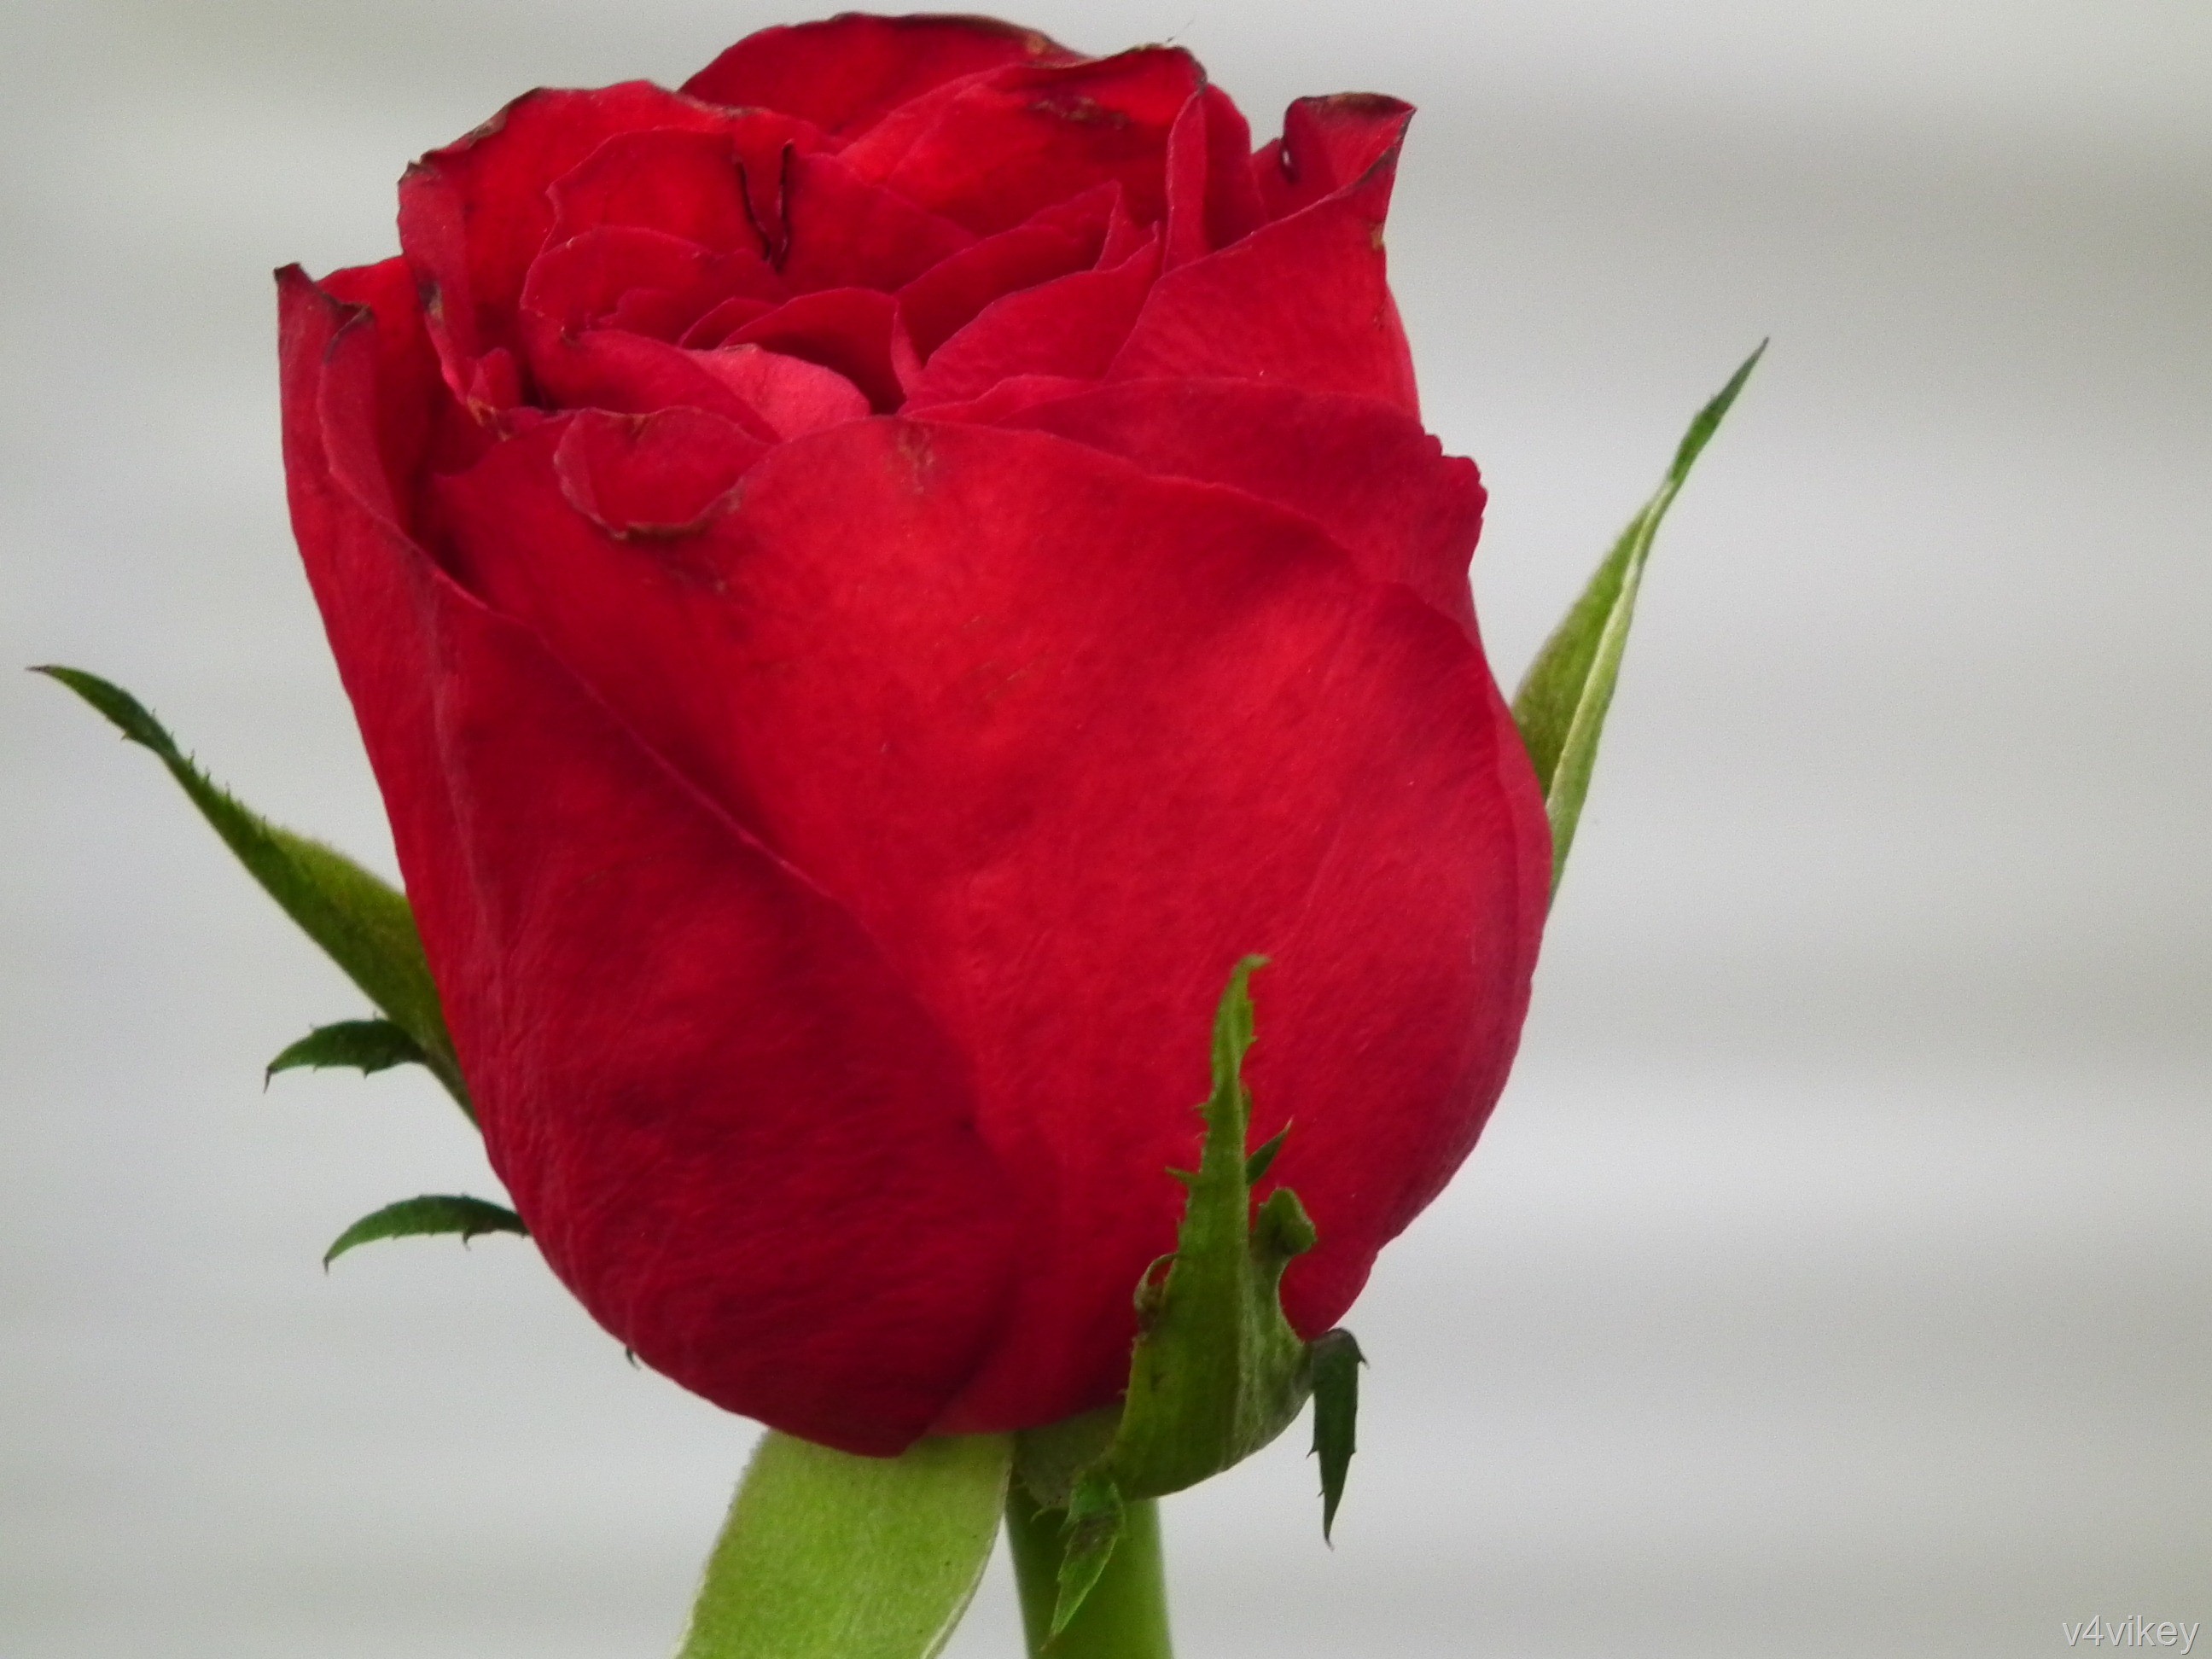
[5,3,2208,1655]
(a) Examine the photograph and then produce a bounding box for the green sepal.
[677,1431,1010,1659]
[1050,1471,1128,1639]
[35,667,472,1115]
[323,1194,526,1266]
[1511,343,1765,897]
[1011,1407,1119,1512]
[1015,958,1330,1633]
[1094,958,1314,1500]
[1308,1327,1365,1542]
[267,1018,428,1084]
[1244,1126,1290,1187]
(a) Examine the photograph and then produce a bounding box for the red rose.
[279,12,1549,1456]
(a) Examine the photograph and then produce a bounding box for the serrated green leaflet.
[1014,959,1349,1639]
[323,1194,527,1266]
[35,667,471,1115]
[1091,958,1316,1502]
[1511,344,1765,896]
[1308,1328,1364,1542]
[267,1018,428,1083]
[677,1431,1009,1659]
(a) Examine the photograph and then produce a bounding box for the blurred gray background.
[4,2,2207,1655]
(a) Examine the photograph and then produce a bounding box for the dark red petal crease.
[906,236,1158,408]
[1163,84,1264,265]
[780,152,976,292]
[895,183,1117,358]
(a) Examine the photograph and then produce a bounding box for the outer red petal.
[682,15,1079,140]
[428,415,1547,1431]
[312,256,451,503]
[279,267,1019,1454]
[836,49,1202,235]
[1254,93,1415,222]
[1112,110,1419,413]
[1004,378,1483,638]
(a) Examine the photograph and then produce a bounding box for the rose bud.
[278,12,1550,1457]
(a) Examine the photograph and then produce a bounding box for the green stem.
[1006,1487,1173,1659]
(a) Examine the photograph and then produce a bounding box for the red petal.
[1254,93,1413,222]
[520,322,783,439]
[730,287,916,411]
[461,347,526,425]
[905,237,1157,409]
[896,183,1116,358]
[599,281,747,345]
[282,270,1019,1453]
[433,420,771,838]
[837,49,1202,236]
[433,415,1546,1430]
[900,374,1097,426]
[521,228,719,337]
[550,127,765,254]
[677,294,777,349]
[778,151,975,294]
[520,228,785,361]
[399,84,740,382]
[1005,379,1482,637]
[308,257,445,505]
[1097,186,1151,265]
[550,115,825,275]
[554,406,766,537]
[1162,84,1264,266]
[683,15,1078,140]
[694,344,870,439]
[1110,140,1419,414]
